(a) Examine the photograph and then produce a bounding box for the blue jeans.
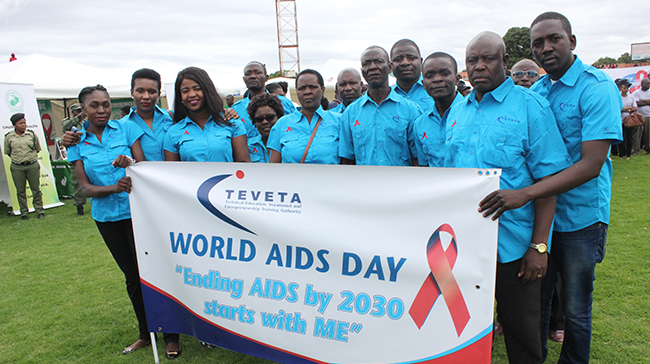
[541,223,608,363]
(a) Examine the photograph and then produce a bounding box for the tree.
[618,52,632,64]
[502,27,533,69]
[269,70,282,79]
[592,57,617,67]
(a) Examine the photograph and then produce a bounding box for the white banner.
[128,162,500,364]
[0,82,63,212]
[601,65,650,93]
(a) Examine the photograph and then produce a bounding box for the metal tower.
[275,0,300,78]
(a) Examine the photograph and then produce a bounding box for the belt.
[11,160,38,166]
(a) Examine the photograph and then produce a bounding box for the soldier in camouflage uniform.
[3,113,44,219]
[61,103,87,215]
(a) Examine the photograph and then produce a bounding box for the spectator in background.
[61,103,87,215]
[328,84,342,110]
[120,106,131,118]
[9,53,17,62]
[277,81,289,96]
[246,94,284,163]
[225,94,234,108]
[633,78,650,154]
[511,59,541,88]
[619,78,638,160]
[266,82,284,97]
[457,81,472,97]
[330,68,363,114]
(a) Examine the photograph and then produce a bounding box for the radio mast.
[275,0,301,78]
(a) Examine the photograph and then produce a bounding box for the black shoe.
[21,215,28,220]
[37,213,45,219]
[76,205,84,216]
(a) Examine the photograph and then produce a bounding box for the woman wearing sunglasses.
[267,69,341,164]
[246,93,285,162]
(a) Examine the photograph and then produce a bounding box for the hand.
[114,177,132,194]
[224,108,239,121]
[518,248,548,284]
[61,131,82,147]
[479,189,530,220]
[112,155,134,168]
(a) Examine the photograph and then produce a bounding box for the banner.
[128,163,500,364]
[601,65,650,93]
[0,83,63,212]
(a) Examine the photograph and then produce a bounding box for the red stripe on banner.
[140,279,329,364]
[409,224,471,336]
[415,331,493,364]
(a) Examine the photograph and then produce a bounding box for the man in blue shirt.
[231,61,296,141]
[446,31,572,364]
[479,12,623,363]
[390,39,433,111]
[339,46,421,166]
[329,68,363,114]
[413,52,465,167]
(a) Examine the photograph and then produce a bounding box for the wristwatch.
[529,243,548,253]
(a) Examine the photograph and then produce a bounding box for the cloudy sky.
[1,0,649,92]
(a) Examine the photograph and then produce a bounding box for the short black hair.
[78,84,109,104]
[295,69,324,88]
[10,113,24,125]
[277,81,288,93]
[390,39,421,58]
[531,12,572,37]
[244,61,267,75]
[131,68,162,91]
[247,93,285,123]
[423,52,458,74]
[266,83,282,93]
[121,106,132,114]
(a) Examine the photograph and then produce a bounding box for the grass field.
[1,155,649,363]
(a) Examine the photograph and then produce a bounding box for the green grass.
[1,154,649,363]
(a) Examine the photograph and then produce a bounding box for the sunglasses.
[253,113,277,124]
[512,71,539,78]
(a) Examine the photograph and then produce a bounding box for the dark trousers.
[496,259,543,364]
[95,219,149,340]
[621,126,636,158]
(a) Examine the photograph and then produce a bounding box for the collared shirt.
[248,133,270,163]
[121,105,173,161]
[267,107,341,164]
[531,56,623,232]
[392,77,434,111]
[413,92,465,167]
[231,93,297,141]
[67,120,143,222]
[445,78,572,263]
[163,116,246,162]
[339,89,421,166]
[4,130,41,163]
[633,88,650,117]
[329,102,347,114]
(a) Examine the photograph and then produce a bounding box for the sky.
[1,0,649,93]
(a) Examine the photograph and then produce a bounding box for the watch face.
[538,244,547,253]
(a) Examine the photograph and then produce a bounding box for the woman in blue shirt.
[246,93,285,162]
[164,67,250,162]
[66,85,150,356]
[267,69,341,164]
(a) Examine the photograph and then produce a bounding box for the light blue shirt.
[445,78,572,263]
[339,89,421,166]
[392,77,434,111]
[414,92,465,167]
[329,102,346,114]
[163,116,246,162]
[267,107,341,164]
[121,105,172,161]
[67,120,143,222]
[231,93,297,141]
[248,133,270,163]
[531,56,623,232]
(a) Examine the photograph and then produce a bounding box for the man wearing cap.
[330,68,363,114]
[61,103,87,215]
[510,59,541,88]
[4,113,44,219]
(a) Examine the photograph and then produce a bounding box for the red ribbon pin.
[409,223,470,336]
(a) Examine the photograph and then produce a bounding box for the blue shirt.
[163,116,246,162]
[392,77,434,111]
[248,133,270,163]
[121,105,173,161]
[531,56,623,232]
[267,107,341,164]
[231,93,297,141]
[414,92,465,167]
[339,89,421,166]
[67,120,143,222]
[445,78,572,263]
[329,102,347,114]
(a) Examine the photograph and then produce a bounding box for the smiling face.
[131,78,160,114]
[422,56,457,102]
[530,19,576,80]
[466,33,508,100]
[253,105,278,139]
[361,47,392,89]
[296,73,324,112]
[81,90,111,129]
[243,63,269,93]
[391,43,422,86]
[180,78,204,113]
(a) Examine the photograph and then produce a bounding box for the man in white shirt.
[633,78,650,153]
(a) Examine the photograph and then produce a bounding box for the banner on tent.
[129,162,500,364]
[0,83,63,212]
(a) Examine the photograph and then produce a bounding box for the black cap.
[10,113,25,125]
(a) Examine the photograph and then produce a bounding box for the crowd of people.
[8,10,639,364]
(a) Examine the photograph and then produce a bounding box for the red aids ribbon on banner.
[409,223,470,336]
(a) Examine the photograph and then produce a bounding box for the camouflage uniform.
[61,105,87,209]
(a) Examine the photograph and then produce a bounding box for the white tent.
[0,54,133,99]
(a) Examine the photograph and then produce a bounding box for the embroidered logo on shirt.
[286,127,293,132]
[241,118,246,123]
[392,116,410,123]
[559,102,576,112]
[354,120,360,126]
[84,142,90,146]
[422,132,428,139]
[497,116,521,125]
[184,130,190,135]
[450,120,457,127]
[252,147,258,153]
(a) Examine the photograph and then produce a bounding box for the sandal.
[122,339,151,354]
[549,329,565,343]
[166,342,182,360]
